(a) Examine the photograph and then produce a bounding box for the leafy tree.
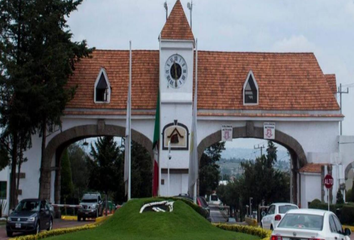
[217,180,241,217]
[232,141,290,213]
[0,0,93,206]
[60,149,74,203]
[130,141,152,198]
[67,143,89,199]
[336,188,344,204]
[199,142,225,196]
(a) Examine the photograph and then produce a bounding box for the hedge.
[214,223,271,240]
[308,199,354,225]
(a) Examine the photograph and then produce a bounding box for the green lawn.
[48,198,260,240]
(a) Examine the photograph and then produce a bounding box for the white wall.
[300,173,322,208]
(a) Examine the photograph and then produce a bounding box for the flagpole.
[158,34,162,197]
[194,39,198,203]
[128,41,132,200]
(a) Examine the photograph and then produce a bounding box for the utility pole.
[337,83,349,136]
[254,144,265,157]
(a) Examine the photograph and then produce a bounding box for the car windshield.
[278,213,323,231]
[82,199,97,203]
[279,205,298,214]
[15,200,40,212]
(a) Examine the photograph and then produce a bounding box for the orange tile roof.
[160,0,194,41]
[197,51,340,111]
[66,50,340,115]
[324,74,337,95]
[299,163,327,173]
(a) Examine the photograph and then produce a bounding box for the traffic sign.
[324,174,333,189]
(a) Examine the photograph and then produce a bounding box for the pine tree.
[87,137,123,200]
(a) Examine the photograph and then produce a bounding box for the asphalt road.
[209,204,228,223]
[0,218,91,240]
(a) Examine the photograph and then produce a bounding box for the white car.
[261,203,298,230]
[270,208,351,240]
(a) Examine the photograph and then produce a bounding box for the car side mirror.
[344,228,351,236]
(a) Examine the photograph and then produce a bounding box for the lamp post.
[249,197,253,217]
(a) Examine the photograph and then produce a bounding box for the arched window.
[94,68,111,103]
[243,70,259,105]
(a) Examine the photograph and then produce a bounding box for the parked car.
[208,194,221,206]
[270,208,351,240]
[6,199,54,237]
[261,202,298,230]
[77,193,103,221]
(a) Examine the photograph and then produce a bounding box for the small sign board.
[324,174,333,189]
[264,122,275,140]
[221,126,233,142]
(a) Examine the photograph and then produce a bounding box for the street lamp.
[249,197,253,217]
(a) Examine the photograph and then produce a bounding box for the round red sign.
[324,174,333,189]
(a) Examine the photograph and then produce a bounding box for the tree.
[87,137,122,201]
[67,143,89,199]
[236,141,290,211]
[60,149,74,203]
[0,0,93,207]
[336,188,344,204]
[130,141,152,198]
[199,142,225,196]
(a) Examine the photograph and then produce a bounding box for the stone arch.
[345,162,354,181]
[40,121,152,201]
[197,122,307,204]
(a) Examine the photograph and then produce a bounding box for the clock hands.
[173,60,178,88]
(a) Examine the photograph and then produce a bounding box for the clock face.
[165,54,188,89]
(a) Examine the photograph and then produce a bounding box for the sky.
[67,0,354,150]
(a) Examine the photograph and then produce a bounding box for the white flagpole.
[194,39,198,203]
[128,41,132,200]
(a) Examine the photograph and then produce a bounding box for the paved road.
[209,204,228,223]
[0,218,92,240]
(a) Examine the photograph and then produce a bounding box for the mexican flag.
[152,90,160,196]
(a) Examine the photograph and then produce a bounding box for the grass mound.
[49,198,260,240]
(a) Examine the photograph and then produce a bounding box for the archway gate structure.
[15,0,347,209]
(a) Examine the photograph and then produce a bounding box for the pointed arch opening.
[94,68,111,103]
[243,70,259,105]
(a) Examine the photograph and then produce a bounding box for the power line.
[254,144,265,157]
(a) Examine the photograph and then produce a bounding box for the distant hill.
[218,148,290,177]
[220,147,289,161]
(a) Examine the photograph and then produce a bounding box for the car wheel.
[6,230,13,237]
[34,222,40,235]
[83,217,86,221]
[78,216,81,221]
[270,225,273,231]
[47,218,53,231]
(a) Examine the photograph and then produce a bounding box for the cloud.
[271,35,318,53]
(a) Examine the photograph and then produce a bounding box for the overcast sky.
[67,0,354,149]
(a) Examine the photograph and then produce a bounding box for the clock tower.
[158,0,195,196]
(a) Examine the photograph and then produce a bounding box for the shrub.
[339,205,354,225]
[215,223,271,240]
